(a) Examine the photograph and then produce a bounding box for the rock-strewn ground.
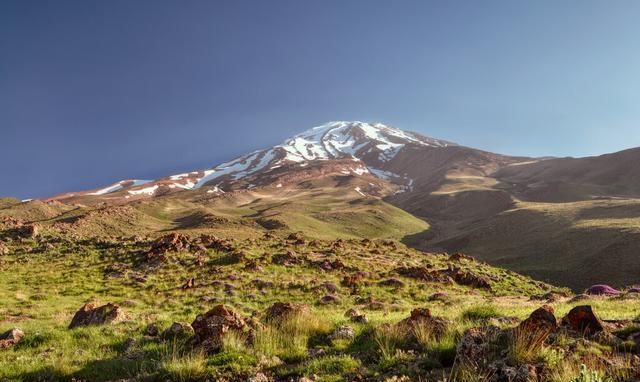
[1,227,640,381]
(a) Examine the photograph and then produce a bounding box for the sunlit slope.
[434,199,640,290]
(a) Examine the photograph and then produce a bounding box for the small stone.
[329,325,356,341]
[161,322,194,340]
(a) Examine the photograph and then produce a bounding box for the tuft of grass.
[461,305,501,322]
[253,311,330,362]
[507,326,550,365]
[298,355,361,381]
[374,324,405,361]
[159,342,208,382]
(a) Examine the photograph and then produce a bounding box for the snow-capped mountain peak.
[53,121,453,199]
[279,121,450,163]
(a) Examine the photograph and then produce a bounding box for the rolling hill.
[5,121,640,290]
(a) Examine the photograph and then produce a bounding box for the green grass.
[0,217,637,381]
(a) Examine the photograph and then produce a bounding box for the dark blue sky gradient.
[2,1,640,198]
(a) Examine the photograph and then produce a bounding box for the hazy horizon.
[3,0,640,198]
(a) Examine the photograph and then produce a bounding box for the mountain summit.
[52,121,456,199]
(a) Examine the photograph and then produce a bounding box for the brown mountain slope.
[429,199,640,291]
[494,147,640,202]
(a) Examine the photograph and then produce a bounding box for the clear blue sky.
[2,1,640,198]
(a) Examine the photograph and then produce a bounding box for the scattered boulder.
[398,308,448,340]
[344,308,361,319]
[341,274,364,288]
[0,328,24,349]
[586,284,621,296]
[518,305,557,335]
[244,259,263,272]
[487,362,539,382]
[455,326,505,368]
[69,303,125,329]
[17,224,38,239]
[379,278,405,288]
[318,295,341,305]
[443,266,492,290]
[428,292,449,302]
[151,233,191,253]
[561,305,605,336]
[0,242,8,256]
[395,266,441,282]
[191,305,250,353]
[351,314,369,324]
[265,302,311,322]
[514,305,557,352]
[161,322,194,340]
[313,281,338,294]
[312,258,346,271]
[328,325,355,342]
[271,251,302,266]
[144,323,160,337]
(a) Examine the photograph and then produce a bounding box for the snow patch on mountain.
[128,185,159,196]
[89,180,151,195]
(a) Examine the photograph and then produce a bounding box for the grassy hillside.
[433,199,640,291]
[0,226,567,381]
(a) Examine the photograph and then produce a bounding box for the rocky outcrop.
[398,308,448,340]
[560,305,605,336]
[517,305,557,337]
[328,325,355,341]
[0,328,24,349]
[265,302,311,322]
[443,266,492,290]
[161,322,194,340]
[318,295,341,305]
[191,305,250,353]
[455,325,505,368]
[17,224,38,239]
[271,251,302,266]
[69,303,125,329]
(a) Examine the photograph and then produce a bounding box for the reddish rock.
[443,266,492,290]
[398,308,448,340]
[244,259,263,272]
[341,274,364,288]
[560,305,605,336]
[0,328,24,349]
[514,305,557,351]
[0,242,8,256]
[318,295,341,305]
[379,278,405,288]
[191,305,249,353]
[265,302,311,321]
[17,224,38,239]
[161,322,194,340]
[518,305,557,335]
[455,326,504,368]
[69,303,125,329]
[271,251,302,266]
